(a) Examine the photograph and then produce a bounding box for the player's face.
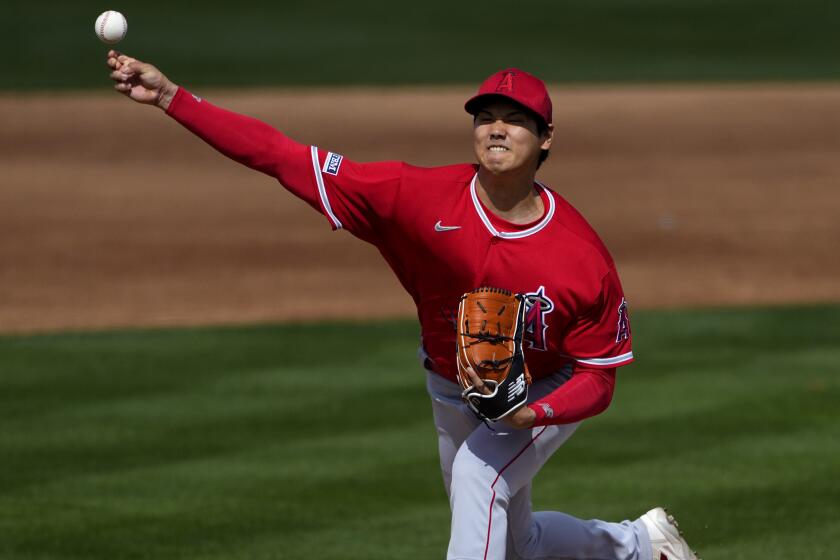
[472,99,552,175]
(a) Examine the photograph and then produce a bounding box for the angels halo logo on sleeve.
[615,298,631,343]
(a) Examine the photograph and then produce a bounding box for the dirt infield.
[1,84,839,333]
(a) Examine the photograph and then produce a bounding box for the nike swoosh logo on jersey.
[435,220,461,232]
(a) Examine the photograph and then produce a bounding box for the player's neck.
[476,168,544,225]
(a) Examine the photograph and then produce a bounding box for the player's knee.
[450,447,509,499]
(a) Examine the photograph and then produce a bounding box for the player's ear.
[540,123,554,151]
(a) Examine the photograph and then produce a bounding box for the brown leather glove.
[456,287,532,421]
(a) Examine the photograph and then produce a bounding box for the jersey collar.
[469,174,555,239]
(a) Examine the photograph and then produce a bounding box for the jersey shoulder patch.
[322,152,344,176]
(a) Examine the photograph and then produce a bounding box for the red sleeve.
[311,151,402,244]
[561,266,633,368]
[166,88,401,243]
[527,367,616,426]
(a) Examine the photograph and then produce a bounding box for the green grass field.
[1,305,839,559]
[5,0,840,89]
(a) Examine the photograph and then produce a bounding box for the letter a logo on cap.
[465,68,553,126]
[496,71,516,93]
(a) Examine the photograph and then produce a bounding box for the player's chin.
[481,152,515,174]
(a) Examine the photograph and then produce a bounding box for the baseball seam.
[99,11,111,41]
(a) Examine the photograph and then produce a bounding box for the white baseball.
[95,11,128,44]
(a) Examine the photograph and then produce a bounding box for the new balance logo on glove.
[507,373,526,402]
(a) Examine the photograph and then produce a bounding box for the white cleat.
[639,507,700,560]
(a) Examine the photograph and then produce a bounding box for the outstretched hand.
[106,50,178,111]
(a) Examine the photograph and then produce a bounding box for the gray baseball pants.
[425,370,652,560]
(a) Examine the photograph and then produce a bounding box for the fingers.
[465,366,481,388]
[110,68,139,92]
[123,61,157,82]
[109,68,140,85]
[118,61,138,78]
[466,367,493,395]
[108,61,153,87]
[106,50,127,69]
[107,50,130,95]
[105,50,139,72]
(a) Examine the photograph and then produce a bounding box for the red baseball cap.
[464,68,552,126]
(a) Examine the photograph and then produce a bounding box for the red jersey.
[167,88,633,423]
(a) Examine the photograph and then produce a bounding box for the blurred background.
[1,1,838,558]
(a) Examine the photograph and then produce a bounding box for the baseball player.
[107,51,700,560]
